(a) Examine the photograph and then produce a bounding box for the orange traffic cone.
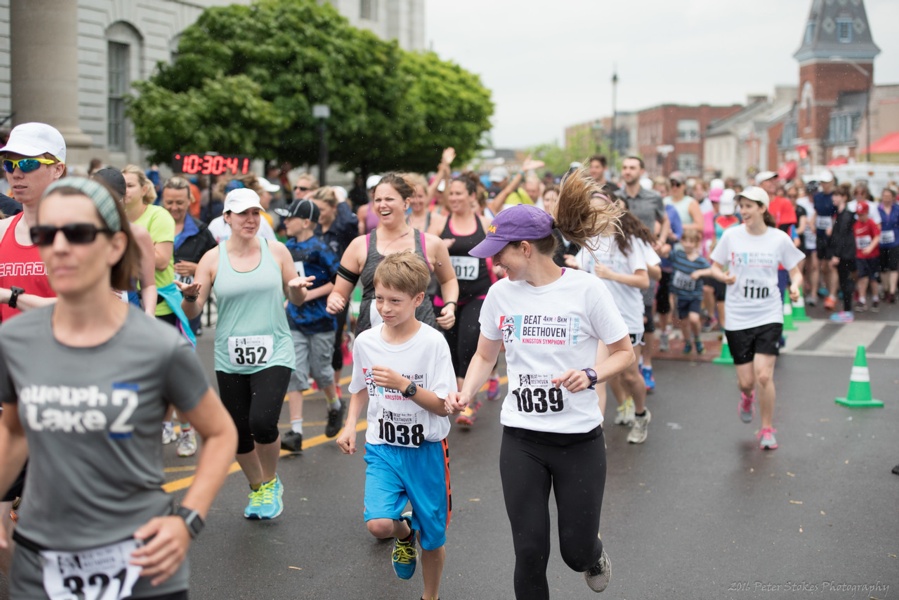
[835,346,883,408]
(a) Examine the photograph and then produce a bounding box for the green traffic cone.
[712,337,734,365]
[782,289,798,331]
[835,345,883,408]
[792,288,811,322]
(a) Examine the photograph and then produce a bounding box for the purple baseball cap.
[469,205,554,258]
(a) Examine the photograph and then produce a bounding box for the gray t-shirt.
[616,187,666,232]
[0,305,209,593]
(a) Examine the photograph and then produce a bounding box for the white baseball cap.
[1,122,66,163]
[817,171,834,183]
[224,188,264,213]
[755,171,777,185]
[737,186,769,208]
[258,177,280,193]
[718,189,736,215]
[489,166,510,183]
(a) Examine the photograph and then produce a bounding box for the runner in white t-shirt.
[572,206,656,445]
[447,168,634,596]
[710,186,804,451]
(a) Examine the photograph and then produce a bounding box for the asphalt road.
[166,304,899,600]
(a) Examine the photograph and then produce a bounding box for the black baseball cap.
[276,198,320,222]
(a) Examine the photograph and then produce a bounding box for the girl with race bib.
[447,167,634,598]
[710,186,804,451]
[326,173,458,334]
[428,175,494,426]
[179,188,312,520]
[0,177,236,599]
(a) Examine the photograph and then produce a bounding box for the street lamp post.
[611,67,618,165]
[313,104,330,185]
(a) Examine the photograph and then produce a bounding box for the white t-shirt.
[796,196,817,250]
[576,235,647,335]
[207,216,276,243]
[349,323,455,446]
[710,226,805,331]
[480,269,628,433]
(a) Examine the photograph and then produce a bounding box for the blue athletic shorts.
[363,440,452,551]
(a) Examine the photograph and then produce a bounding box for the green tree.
[128,0,493,174]
[529,126,611,177]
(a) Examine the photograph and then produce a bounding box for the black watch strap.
[175,506,205,539]
[8,286,24,310]
[401,381,417,398]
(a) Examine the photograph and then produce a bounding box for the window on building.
[780,121,798,150]
[676,119,700,142]
[837,19,852,43]
[107,42,129,152]
[360,0,378,20]
[805,21,816,44]
[676,153,699,174]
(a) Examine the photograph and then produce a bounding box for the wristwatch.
[7,286,24,310]
[175,506,205,539]
[582,368,598,390]
[401,381,418,398]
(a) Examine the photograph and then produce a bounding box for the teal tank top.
[213,241,295,374]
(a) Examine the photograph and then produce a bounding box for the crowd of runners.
[0,122,896,599]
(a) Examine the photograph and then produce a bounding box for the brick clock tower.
[793,0,879,165]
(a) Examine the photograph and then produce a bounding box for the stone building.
[0,0,425,169]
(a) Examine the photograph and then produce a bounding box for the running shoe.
[281,430,303,453]
[244,488,264,519]
[626,409,651,444]
[817,286,829,298]
[806,296,817,307]
[889,292,896,304]
[486,376,501,401]
[455,400,482,426]
[613,398,635,426]
[162,422,176,445]
[872,298,880,313]
[856,298,867,312]
[642,367,655,393]
[695,339,705,355]
[823,296,836,311]
[739,391,755,423]
[256,476,284,520]
[682,342,692,355]
[584,549,611,593]
[757,427,778,451]
[176,430,197,457]
[829,311,854,323]
[325,403,346,438]
[658,333,670,353]
[392,511,418,580]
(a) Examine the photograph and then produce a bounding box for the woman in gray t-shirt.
[0,178,236,599]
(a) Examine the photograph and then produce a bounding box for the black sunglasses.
[294,186,310,192]
[30,223,114,246]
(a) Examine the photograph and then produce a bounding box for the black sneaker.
[325,403,346,438]
[584,549,611,592]
[892,464,899,476]
[281,430,303,453]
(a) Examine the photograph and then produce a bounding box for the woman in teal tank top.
[179,188,312,521]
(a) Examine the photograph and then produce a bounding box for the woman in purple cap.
[446,167,635,597]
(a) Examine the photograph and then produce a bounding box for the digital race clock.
[172,153,252,176]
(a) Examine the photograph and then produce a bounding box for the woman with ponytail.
[710,186,804,451]
[446,167,634,597]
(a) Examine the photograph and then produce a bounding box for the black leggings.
[216,366,292,454]
[837,258,855,312]
[443,298,483,378]
[500,426,606,600]
[331,305,349,373]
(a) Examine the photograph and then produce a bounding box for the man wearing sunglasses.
[0,122,66,320]
[0,122,66,580]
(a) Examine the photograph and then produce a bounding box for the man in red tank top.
[0,122,66,320]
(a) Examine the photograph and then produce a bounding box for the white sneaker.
[627,409,651,444]
[177,429,197,457]
[613,398,635,426]
[162,422,176,445]
[584,549,611,592]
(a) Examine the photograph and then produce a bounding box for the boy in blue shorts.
[337,252,456,600]
[668,229,712,355]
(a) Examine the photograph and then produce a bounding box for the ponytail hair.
[763,209,776,228]
[555,164,621,250]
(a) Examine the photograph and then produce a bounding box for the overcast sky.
[426,0,899,149]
